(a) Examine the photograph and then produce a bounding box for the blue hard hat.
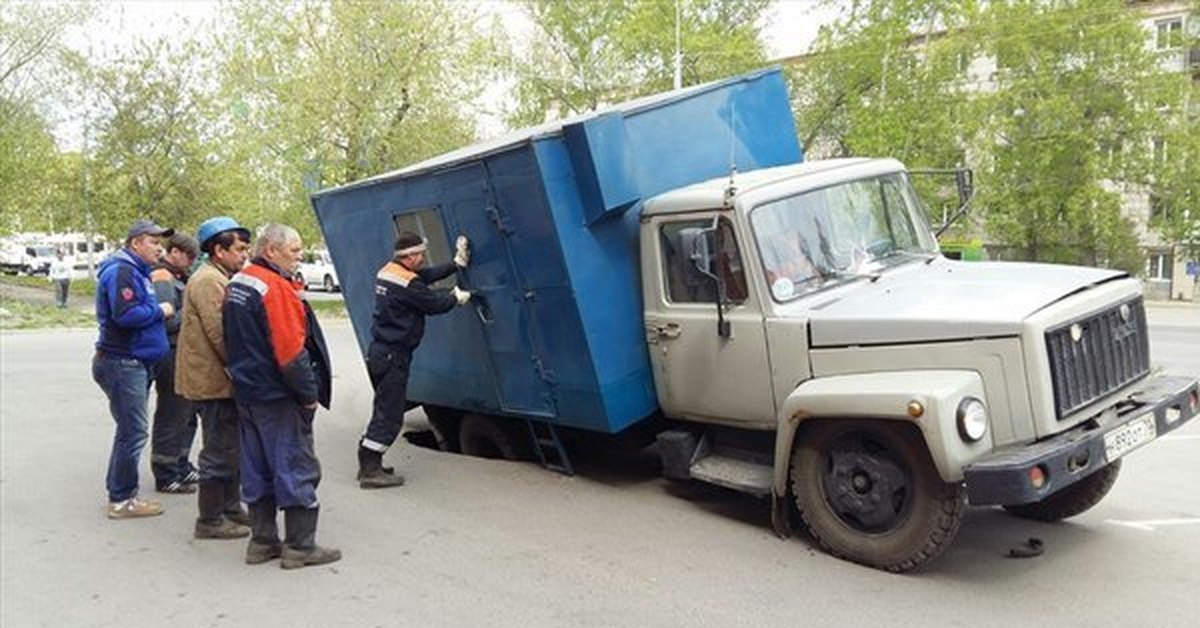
[197,216,250,249]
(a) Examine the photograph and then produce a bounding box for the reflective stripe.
[376,271,410,288]
[230,272,269,295]
[361,437,389,453]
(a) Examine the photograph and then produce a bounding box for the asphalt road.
[1,308,1198,628]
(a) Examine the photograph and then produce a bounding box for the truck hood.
[801,259,1126,347]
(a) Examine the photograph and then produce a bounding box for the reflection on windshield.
[751,173,937,301]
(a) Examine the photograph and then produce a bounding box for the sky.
[55,0,842,145]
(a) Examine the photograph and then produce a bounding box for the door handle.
[646,322,681,342]
[474,296,493,325]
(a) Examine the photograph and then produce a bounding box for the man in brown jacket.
[177,216,252,540]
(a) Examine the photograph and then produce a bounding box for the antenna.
[724,99,738,206]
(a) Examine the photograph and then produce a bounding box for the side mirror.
[680,227,716,279]
[955,168,974,208]
[910,167,975,237]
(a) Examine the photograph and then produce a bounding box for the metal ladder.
[525,419,574,476]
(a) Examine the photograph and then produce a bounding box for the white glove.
[453,235,470,268]
[451,286,472,305]
[159,302,175,318]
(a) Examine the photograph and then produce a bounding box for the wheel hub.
[821,441,911,533]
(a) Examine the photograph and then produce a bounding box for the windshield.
[750,172,938,301]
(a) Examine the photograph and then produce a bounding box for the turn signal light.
[1029,465,1047,490]
[1189,389,1198,413]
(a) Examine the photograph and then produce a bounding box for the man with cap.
[177,216,253,540]
[356,230,472,489]
[224,223,338,568]
[93,218,177,519]
[149,231,201,494]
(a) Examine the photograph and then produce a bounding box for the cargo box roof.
[313,68,784,199]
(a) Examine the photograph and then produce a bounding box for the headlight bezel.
[956,397,989,443]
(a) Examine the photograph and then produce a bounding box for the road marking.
[1105,518,1200,531]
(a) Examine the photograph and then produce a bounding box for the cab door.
[642,214,776,427]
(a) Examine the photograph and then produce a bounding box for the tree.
[216,0,500,241]
[509,0,770,127]
[79,37,234,239]
[0,1,90,234]
[790,0,1174,272]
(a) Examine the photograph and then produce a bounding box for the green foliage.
[216,0,498,243]
[510,0,770,126]
[792,0,1180,271]
[0,295,95,329]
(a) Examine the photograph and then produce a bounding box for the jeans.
[93,353,154,502]
[150,347,198,486]
[54,279,70,308]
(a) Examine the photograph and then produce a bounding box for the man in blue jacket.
[93,219,177,519]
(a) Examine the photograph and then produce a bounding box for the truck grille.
[1045,297,1149,420]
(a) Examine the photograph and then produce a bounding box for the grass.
[0,296,95,330]
[0,274,98,296]
[309,298,348,318]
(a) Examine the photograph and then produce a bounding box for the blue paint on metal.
[312,67,802,434]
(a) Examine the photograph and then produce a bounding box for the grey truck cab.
[644,157,1198,572]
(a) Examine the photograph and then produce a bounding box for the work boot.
[245,499,283,565]
[356,446,405,489]
[194,480,249,540]
[222,477,251,526]
[281,507,341,570]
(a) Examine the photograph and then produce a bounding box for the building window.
[1147,251,1174,280]
[1156,18,1184,50]
[1152,137,1168,167]
[1149,195,1172,223]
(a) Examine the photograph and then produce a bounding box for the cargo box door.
[436,163,555,417]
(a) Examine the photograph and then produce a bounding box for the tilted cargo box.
[311,68,802,434]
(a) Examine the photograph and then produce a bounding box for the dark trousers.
[361,341,412,453]
[197,398,240,482]
[150,348,198,486]
[53,279,70,308]
[238,399,321,509]
[92,353,153,502]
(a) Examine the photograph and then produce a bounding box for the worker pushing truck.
[312,68,1199,572]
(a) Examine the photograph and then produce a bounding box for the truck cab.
[642,157,1199,571]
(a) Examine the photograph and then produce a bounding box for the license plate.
[1104,413,1157,462]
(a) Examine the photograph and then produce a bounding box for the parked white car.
[298,249,340,292]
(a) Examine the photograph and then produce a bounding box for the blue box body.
[311,68,802,434]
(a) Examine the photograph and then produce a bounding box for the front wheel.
[1003,460,1121,522]
[323,275,336,292]
[790,420,965,572]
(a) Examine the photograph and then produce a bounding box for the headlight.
[956,397,988,443]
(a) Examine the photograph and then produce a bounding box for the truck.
[311,68,1199,572]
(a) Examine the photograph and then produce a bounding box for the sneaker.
[107,497,164,519]
[156,481,197,494]
[182,466,200,485]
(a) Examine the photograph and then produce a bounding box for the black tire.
[790,420,966,573]
[1003,460,1122,522]
[423,405,463,453]
[458,414,527,461]
[323,275,335,292]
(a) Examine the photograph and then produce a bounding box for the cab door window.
[659,218,748,304]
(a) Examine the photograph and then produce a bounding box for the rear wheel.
[1003,460,1122,522]
[790,420,965,572]
[422,405,463,453]
[458,414,528,461]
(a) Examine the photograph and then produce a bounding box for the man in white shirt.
[48,249,72,308]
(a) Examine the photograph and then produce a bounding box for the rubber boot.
[194,480,250,540]
[245,499,283,565]
[222,476,251,526]
[357,446,405,489]
[280,507,341,570]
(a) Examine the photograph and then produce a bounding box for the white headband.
[396,241,427,256]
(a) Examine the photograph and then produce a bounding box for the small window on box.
[393,208,454,288]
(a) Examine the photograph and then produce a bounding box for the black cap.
[127,219,174,240]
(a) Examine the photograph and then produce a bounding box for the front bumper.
[963,374,1199,506]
